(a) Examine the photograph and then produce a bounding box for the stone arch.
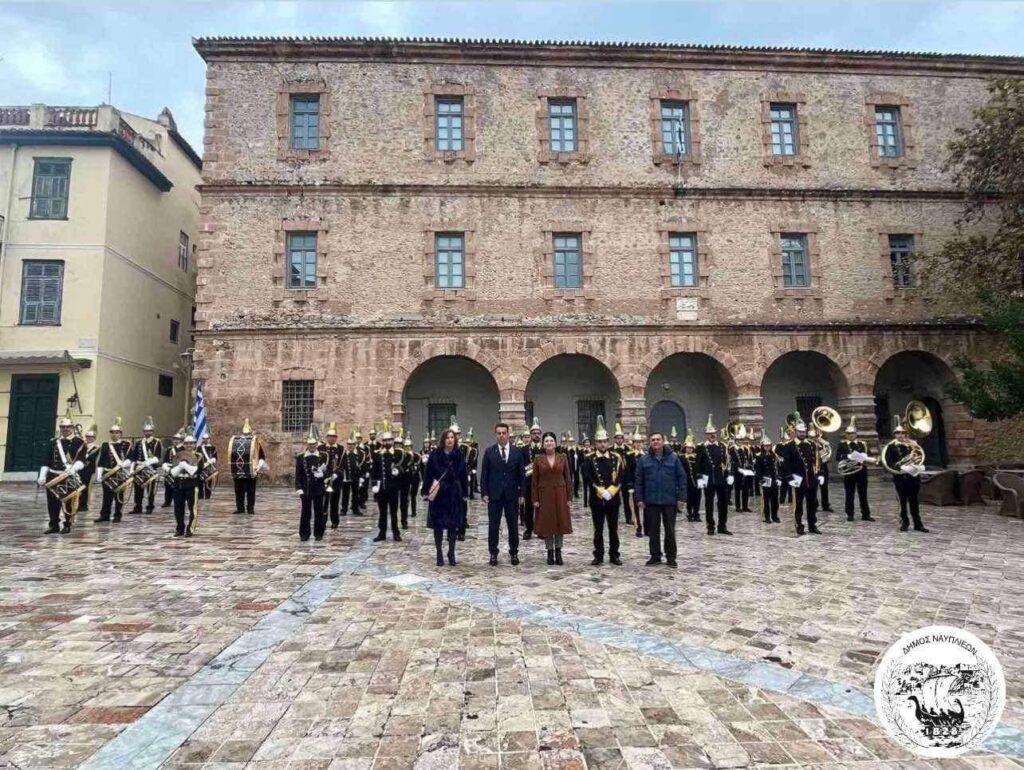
[386,339,508,410]
[400,354,501,442]
[872,349,957,467]
[643,352,735,438]
[524,353,622,440]
[757,339,856,399]
[761,350,851,452]
[512,338,626,400]
[633,338,741,399]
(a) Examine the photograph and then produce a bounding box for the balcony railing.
[0,106,30,126]
[0,104,159,156]
[48,106,99,128]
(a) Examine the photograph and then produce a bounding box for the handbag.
[427,461,450,502]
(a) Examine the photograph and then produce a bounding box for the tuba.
[811,406,841,463]
[880,401,932,475]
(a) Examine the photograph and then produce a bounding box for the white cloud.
[351,1,412,36]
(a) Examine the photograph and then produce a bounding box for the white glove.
[740,469,755,477]
[177,460,188,470]
[71,460,84,473]
[120,459,133,469]
[775,478,783,487]
[900,464,912,474]
[257,458,266,471]
[372,483,381,494]
[726,474,734,486]
[296,489,303,496]
[761,477,772,488]
[162,463,171,473]
[391,467,399,477]
[601,490,612,501]
[360,477,366,487]
[96,468,103,482]
[848,451,866,463]
[915,464,926,473]
[170,465,182,478]
[185,463,198,476]
[37,466,49,485]
[422,456,428,465]
[313,468,324,479]
[817,475,825,486]
[697,478,707,490]
[790,474,802,488]
[146,456,159,467]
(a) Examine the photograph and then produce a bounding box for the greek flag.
[193,382,208,444]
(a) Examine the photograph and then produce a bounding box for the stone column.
[837,392,879,451]
[728,394,764,437]
[389,400,406,437]
[618,396,647,435]
[499,400,526,433]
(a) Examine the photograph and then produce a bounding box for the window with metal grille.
[548,99,577,152]
[178,231,190,271]
[428,403,456,439]
[435,232,465,289]
[158,375,174,398]
[286,232,317,290]
[669,233,698,287]
[770,103,798,155]
[553,233,582,289]
[169,319,180,343]
[281,380,315,432]
[781,233,809,288]
[435,97,464,152]
[576,400,605,443]
[30,158,71,219]
[19,260,64,325]
[290,95,321,150]
[660,100,689,157]
[795,395,822,424]
[875,106,903,158]
[889,234,916,289]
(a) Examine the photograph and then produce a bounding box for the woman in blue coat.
[421,428,467,566]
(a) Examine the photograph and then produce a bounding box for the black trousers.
[376,489,400,536]
[163,479,173,506]
[521,486,535,534]
[300,493,326,540]
[780,481,792,504]
[621,487,634,525]
[819,471,832,510]
[704,484,729,532]
[46,490,72,529]
[590,500,620,561]
[173,482,199,535]
[133,480,156,512]
[341,480,362,515]
[408,477,418,517]
[794,485,819,533]
[645,504,677,561]
[233,477,256,513]
[79,479,92,511]
[751,474,760,498]
[761,484,780,522]
[469,470,477,499]
[894,475,923,528]
[685,485,702,520]
[399,477,412,526]
[488,497,520,556]
[734,478,746,509]
[327,482,342,525]
[573,468,581,498]
[844,472,871,518]
[99,484,123,520]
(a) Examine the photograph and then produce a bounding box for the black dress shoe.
[900,523,909,532]
[645,557,662,566]
[718,529,733,535]
[233,510,244,515]
[590,557,603,566]
[510,555,520,566]
[489,555,498,566]
[129,509,141,515]
[809,528,822,535]
[373,534,386,542]
[44,527,59,534]
[847,515,854,522]
[184,531,193,537]
[610,557,623,566]
[914,526,930,533]
[393,533,402,542]
[706,529,715,536]
[457,532,465,541]
[300,536,310,542]
[447,553,456,566]
[112,515,122,522]
[796,529,805,536]
[145,509,154,515]
[823,508,834,513]
[60,525,72,534]
[666,559,678,568]
[862,516,875,521]
[436,555,444,566]
[771,517,781,523]
[524,530,533,540]
[314,536,323,541]
[174,532,184,537]
[635,529,643,538]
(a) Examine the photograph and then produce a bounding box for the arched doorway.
[644,353,733,438]
[525,354,621,440]
[761,351,849,452]
[403,356,500,442]
[873,351,952,467]
[649,400,686,438]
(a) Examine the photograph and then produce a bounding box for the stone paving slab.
[0,482,1020,768]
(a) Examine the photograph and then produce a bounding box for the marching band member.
[129,416,162,514]
[404,434,421,521]
[295,425,329,541]
[611,423,634,528]
[453,420,470,539]
[836,417,874,522]
[39,415,86,534]
[809,426,834,512]
[198,429,218,500]
[783,421,823,536]
[229,418,266,515]
[729,435,749,512]
[629,427,645,536]
[883,419,929,533]
[95,418,132,523]
[521,418,543,540]
[322,422,344,527]
[340,431,366,517]
[371,421,403,542]
[697,414,732,535]
[167,429,205,537]
[754,433,782,523]
[161,428,184,508]
[79,425,100,513]
[776,427,793,507]
[582,417,624,566]
[680,429,701,523]
[465,427,479,500]
[398,429,416,529]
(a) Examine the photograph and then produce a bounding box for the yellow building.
[0,104,201,478]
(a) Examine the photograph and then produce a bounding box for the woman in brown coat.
[531,431,573,565]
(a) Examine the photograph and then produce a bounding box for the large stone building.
[0,104,201,478]
[192,36,1023,475]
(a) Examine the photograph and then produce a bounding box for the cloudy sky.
[3,0,1023,153]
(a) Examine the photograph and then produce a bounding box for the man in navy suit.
[480,422,527,566]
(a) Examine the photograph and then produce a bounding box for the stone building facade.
[192,37,1024,475]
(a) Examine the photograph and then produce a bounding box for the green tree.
[927,77,1024,420]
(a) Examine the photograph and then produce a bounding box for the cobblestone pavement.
[0,481,1020,769]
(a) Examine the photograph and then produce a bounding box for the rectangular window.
[435,97,464,152]
[524,401,535,429]
[290,95,321,151]
[795,394,822,424]
[281,380,315,432]
[553,233,582,289]
[770,103,798,156]
[19,260,64,325]
[178,231,190,272]
[874,394,892,440]
[428,403,456,440]
[889,234,916,289]
[169,319,180,344]
[548,99,577,153]
[875,106,903,158]
[576,400,605,443]
[286,232,317,290]
[435,232,465,289]
[668,233,698,288]
[158,374,174,398]
[780,233,810,288]
[660,100,690,157]
[30,158,71,219]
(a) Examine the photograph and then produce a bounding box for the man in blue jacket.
[634,431,688,568]
[480,422,527,566]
